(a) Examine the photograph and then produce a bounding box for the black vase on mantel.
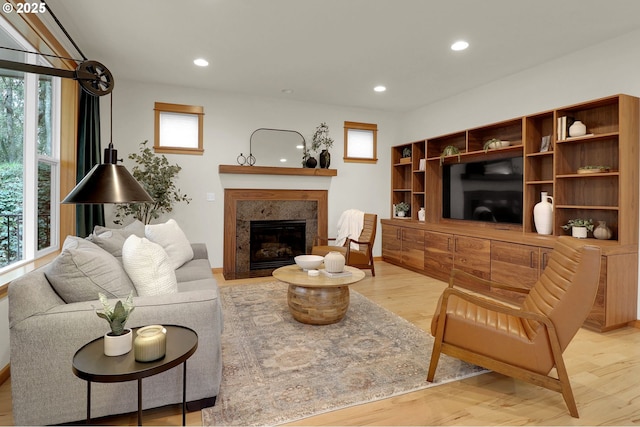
[305,157,317,168]
[319,150,331,168]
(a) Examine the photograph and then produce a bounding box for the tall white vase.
[533,192,554,235]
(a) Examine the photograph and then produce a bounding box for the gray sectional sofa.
[8,225,223,425]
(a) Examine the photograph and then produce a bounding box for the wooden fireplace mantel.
[219,165,337,176]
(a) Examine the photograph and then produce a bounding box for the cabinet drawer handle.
[447,237,451,252]
[530,251,534,268]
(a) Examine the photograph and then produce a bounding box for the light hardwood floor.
[1,261,639,426]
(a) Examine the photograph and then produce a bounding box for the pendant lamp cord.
[43,1,87,61]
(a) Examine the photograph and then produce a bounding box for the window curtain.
[75,88,105,237]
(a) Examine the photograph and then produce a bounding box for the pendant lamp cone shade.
[62,163,154,204]
[62,144,154,204]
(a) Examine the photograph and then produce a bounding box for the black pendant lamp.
[1,48,153,204]
[61,143,154,204]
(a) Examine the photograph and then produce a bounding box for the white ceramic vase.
[418,207,425,221]
[593,221,612,240]
[569,120,587,137]
[104,329,132,356]
[533,192,554,235]
[572,226,588,239]
[324,251,345,273]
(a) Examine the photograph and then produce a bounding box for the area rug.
[202,281,486,426]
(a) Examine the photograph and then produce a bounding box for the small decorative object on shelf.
[593,221,613,240]
[134,325,167,362]
[439,145,461,165]
[577,165,611,174]
[311,122,334,169]
[324,251,346,273]
[561,218,594,239]
[247,153,256,166]
[305,156,318,168]
[569,120,587,137]
[319,149,331,168]
[540,135,551,152]
[96,292,135,356]
[533,192,554,235]
[395,201,410,217]
[418,207,426,221]
[236,153,246,165]
[400,147,412,164]
[483,138,510,152]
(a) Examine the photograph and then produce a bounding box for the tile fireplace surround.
[223,189,328,279]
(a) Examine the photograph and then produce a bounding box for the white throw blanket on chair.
[334,209,364,250]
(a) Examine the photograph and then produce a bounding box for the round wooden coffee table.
[273,264,365,325]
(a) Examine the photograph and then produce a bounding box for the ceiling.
[40,0,640,112]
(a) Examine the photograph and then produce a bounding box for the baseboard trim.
[0,363,9,386]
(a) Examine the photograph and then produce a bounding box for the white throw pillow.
[122,235,178,297]
[145,219,194,269]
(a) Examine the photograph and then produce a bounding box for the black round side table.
[72,325,198,426]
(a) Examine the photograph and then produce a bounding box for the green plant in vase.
[395,201,410,217]
[311,122,334,168]
[440,145,461,165]
[96,291,135,336]
[562,218,594,239]
[113,141,191,225]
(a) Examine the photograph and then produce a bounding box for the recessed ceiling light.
[193,58,209,67]
[374,85,386,92]
[451,41,469,51]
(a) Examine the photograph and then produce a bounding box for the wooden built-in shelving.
[383,94,639,332]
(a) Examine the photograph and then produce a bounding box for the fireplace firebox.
[250,220,306,270]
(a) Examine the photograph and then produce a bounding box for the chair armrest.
[449,268,531,294]
[440,286,555,330]
[315,236,337,246]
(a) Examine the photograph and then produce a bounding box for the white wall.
[102,80,402,267]
[400,28,640,319]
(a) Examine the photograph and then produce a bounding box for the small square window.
[344,121,377,163]
[154,102,204,155]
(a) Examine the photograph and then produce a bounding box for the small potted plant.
[96,291,135,356]
[483,138,502,152]
[311,122,334,168]
[561,219,594,239]
[440,145,461,165]
[395,202,410,218]
[400,147,412,164]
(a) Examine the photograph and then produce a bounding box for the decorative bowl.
[294,255,323,271]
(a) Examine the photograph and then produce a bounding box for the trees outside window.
[0,20,60,270]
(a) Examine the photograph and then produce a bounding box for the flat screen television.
[442,156,523,224]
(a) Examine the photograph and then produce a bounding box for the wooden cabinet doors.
[381,224,402,264]
[401,228,425,270]
[424,231,453,282]
[491,241,540,303]
[453,235,491,279]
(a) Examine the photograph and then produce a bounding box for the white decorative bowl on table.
[294,255,324,271]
